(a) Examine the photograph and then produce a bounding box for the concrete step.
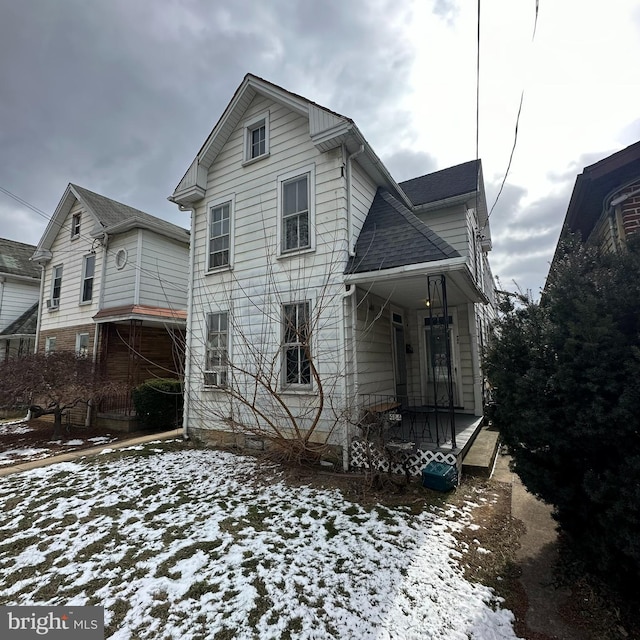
[461,426,500,478]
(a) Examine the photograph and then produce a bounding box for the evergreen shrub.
[132,378,183,429]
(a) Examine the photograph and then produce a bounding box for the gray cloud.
[0,0,417,244]
[432,0,459,24]
[383,149,438,182]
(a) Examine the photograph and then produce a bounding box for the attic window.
[243,111,270,164]
[71,213,81,239]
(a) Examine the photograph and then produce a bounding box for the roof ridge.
[399,159,479,187]
[70,184,188,236]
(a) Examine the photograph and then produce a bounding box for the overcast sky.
[1,0,639,298]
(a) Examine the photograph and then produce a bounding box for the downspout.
[33,263,46,352]
[345,144,365,257]
[27,263,46,421]
[0,276,4,325]
[467,302,483,417]
[169,197,197,441]
[340,284,358,471]
[87,233,109,427]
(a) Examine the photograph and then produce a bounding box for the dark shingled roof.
[345,189,460,274]
[399,159,479,207]
[71,185,189,240]
[0,302,38,336]
[0,238,39,279]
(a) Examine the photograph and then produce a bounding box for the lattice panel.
[350,439,460,481]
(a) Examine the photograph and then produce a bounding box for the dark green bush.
[485,234,640,590]
[132,378,183,429]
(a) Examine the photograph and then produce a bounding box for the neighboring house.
[31,184,190,428]
[170,74,497,474]
[0,238,40,361]
[557,140,640,252]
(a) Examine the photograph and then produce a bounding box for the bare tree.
[178,205,393,467]
[0,351,124,437]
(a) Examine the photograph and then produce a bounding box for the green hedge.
[132,378,183,429]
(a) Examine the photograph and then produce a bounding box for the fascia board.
[346,127,414,209]
[101,220,189,245]
[34,184,77,254]
[344,256,469,284]
[413,191,477,213]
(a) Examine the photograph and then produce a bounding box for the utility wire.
[0,184,188,295]
[486,0,540,224]
[475,0,481,226]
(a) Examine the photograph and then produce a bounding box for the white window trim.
[70,213,81,240]
[115,248,128,270]
[280,298,314,391]
[45,336,56,353]
[203,310,230,390]
[75,332,90,356]
[242,110,270,165]
[48,264,63,310]
[80,253,96,304]
[276,164,316,257]
[206,194,235,273]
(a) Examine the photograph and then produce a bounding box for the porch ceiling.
[345,261,486,309]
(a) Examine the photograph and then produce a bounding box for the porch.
[349,393,485,478]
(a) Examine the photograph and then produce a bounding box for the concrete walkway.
[0,428,183,477]
[492,452,580,640]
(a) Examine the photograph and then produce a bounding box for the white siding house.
[171,74,497,474]
[32,184,190,428]
[0,238,41,361]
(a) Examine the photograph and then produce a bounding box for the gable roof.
[399,159,480,207]
[564,140,640,240]
[345,189,460,274]
[171,73,412,208]
[0,302,38,336]
[33,184,189,261]
[70,185,189,240]
[0,238,39,279]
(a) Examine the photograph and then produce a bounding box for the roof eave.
[101,219,189,244]
[413,190,476,212]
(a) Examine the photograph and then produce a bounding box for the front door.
[424,315,459,408]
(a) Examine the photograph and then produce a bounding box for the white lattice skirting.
[349,438,460,478]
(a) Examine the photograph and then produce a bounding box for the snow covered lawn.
[0,441,521,639]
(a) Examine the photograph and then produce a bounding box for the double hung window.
[204,312,228,387]
[76,333,89,356]
[282,302,311,387]
[81,254,95,303]
[71,213,81,238]
[282,175,310,252]
[243,112,269,163]
[208,202,231,270]
[49,265,63,308]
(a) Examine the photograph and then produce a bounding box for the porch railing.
[98,391,136,416]
[358,393,456,448]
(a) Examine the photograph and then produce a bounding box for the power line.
[0,184,188,295]
[486,0,540,223]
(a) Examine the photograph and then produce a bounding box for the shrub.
[484,234,640,589]
[132,378,183,429]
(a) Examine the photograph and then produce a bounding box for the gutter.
[344,256,469,285]
[412,191,476,213]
